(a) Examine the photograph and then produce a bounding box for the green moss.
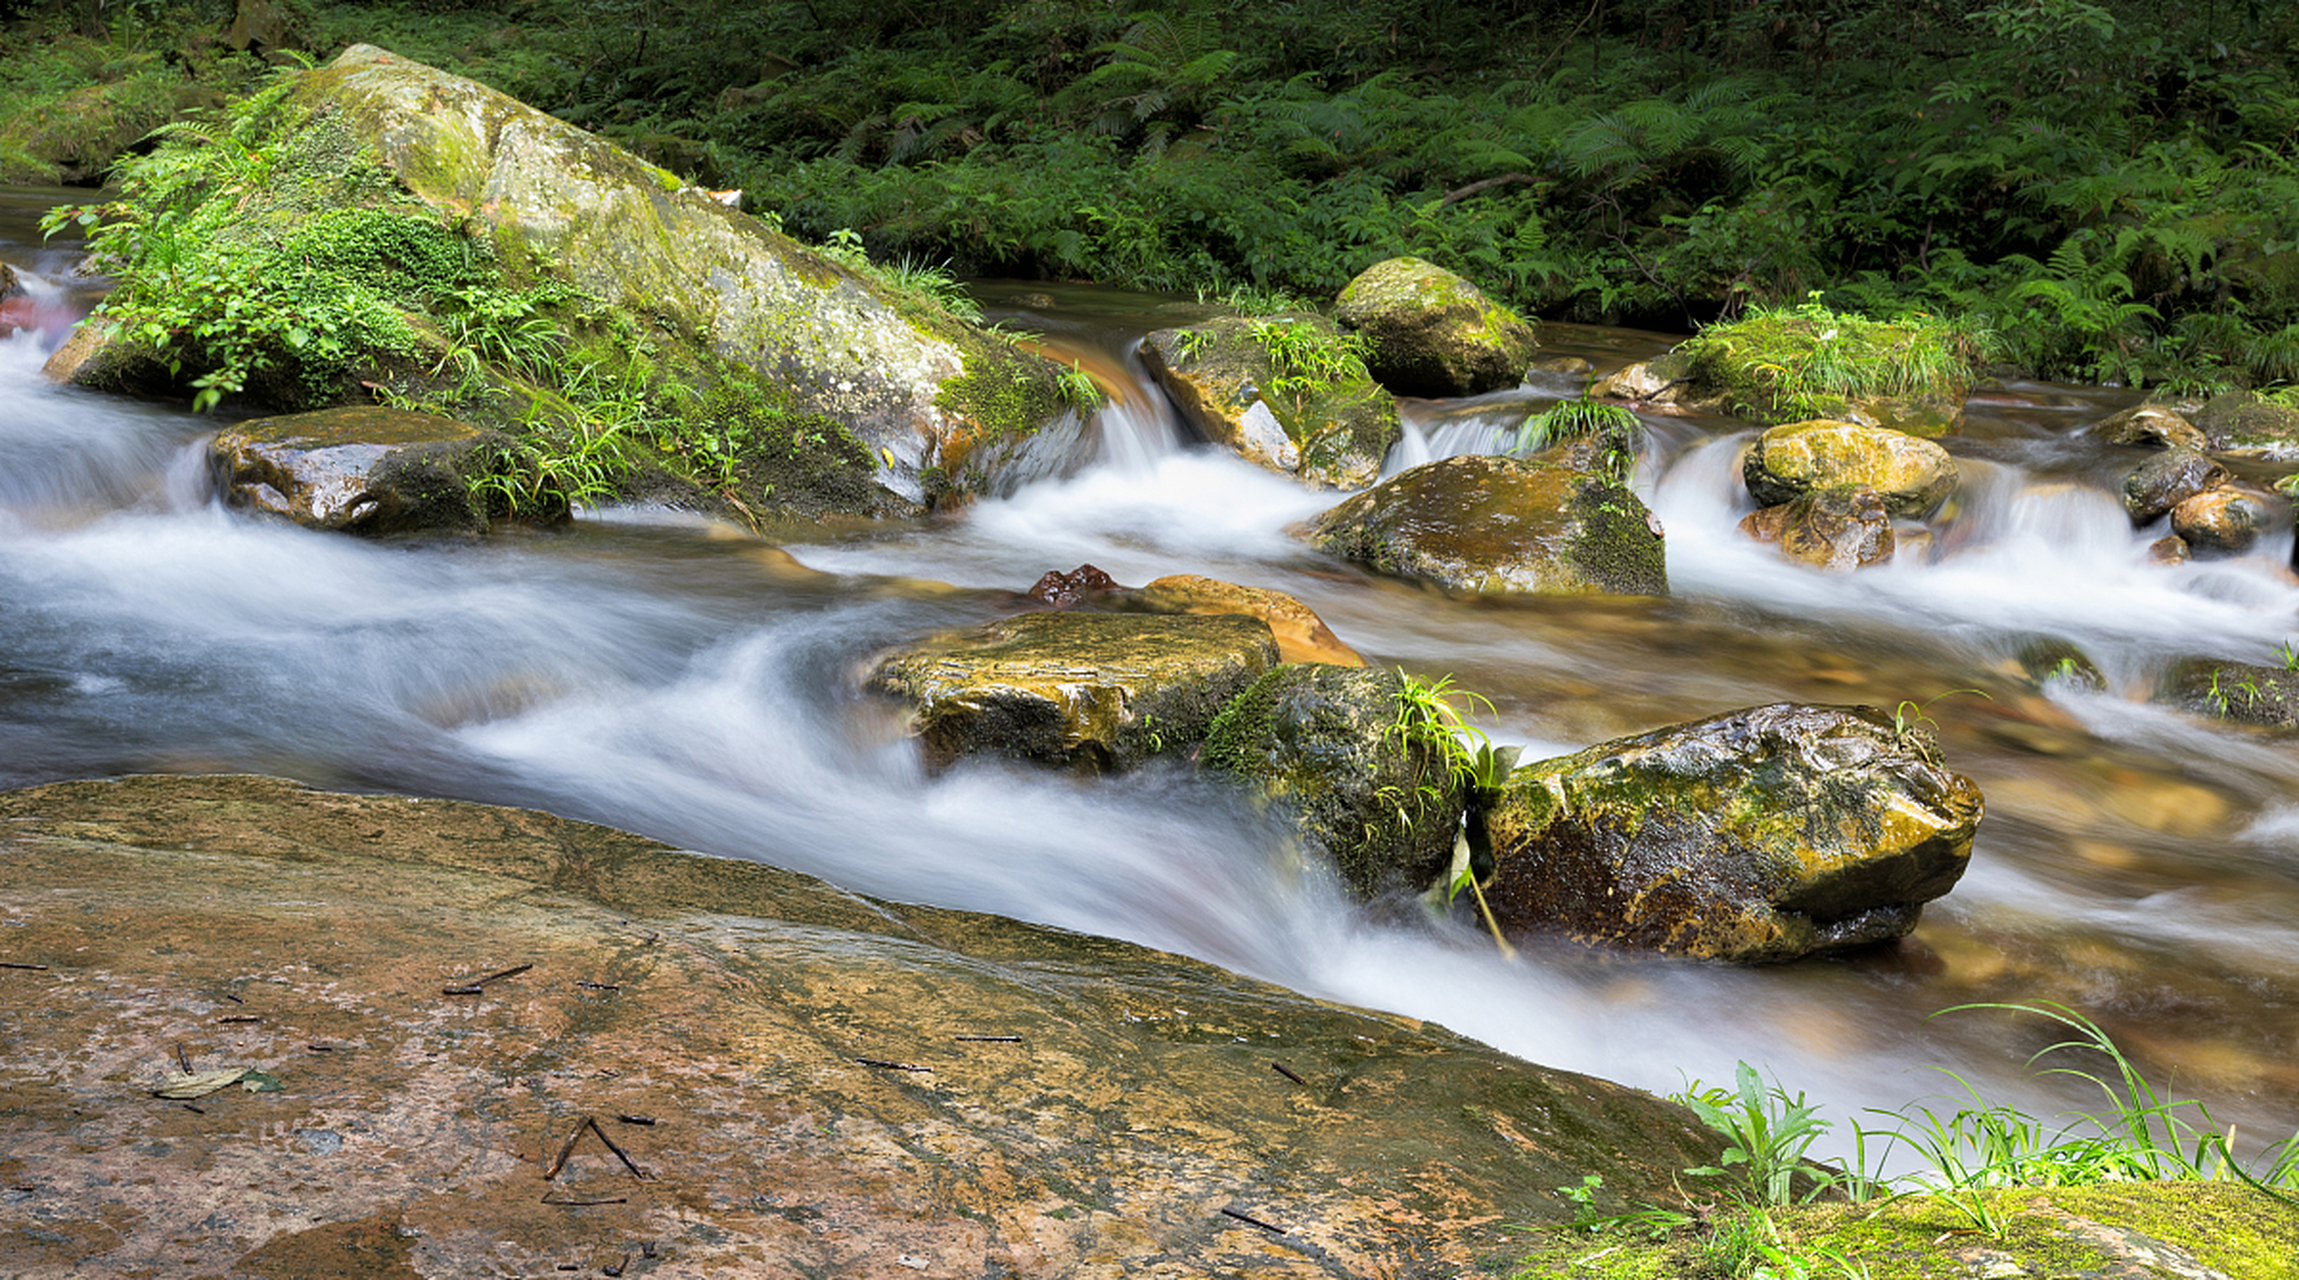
[1680,299,1990,427]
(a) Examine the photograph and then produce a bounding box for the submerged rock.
[1738,484,1894,571]
[869,611,1279,772]
[1332,256,1538,398]
[209,406,505,535]
[1481,703,1984,963]
[2122,447,2228,524]
[1742,420,1959,518]
[1308,453,1668,596]
[1140,314,1400,488]
[1104,573,1364,667]
[2159,657,2299,728]
[2197,390,2299,460]
[1199,664,1464,898]
[2016,636,2108,693]
[0,773,1724,1277]
[2171,485,2278,554]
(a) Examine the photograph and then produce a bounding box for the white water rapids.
[6,224,2297,1167]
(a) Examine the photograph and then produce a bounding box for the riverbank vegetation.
[1507,1002,2299,1278]
[9,1,2299,394]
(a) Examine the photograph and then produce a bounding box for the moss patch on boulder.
[1141,313,1400,488]
[1333,255,1538,398]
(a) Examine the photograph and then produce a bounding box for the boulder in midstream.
[869,611,1280,772]
[2158,657,2299,729]
[2196,390,2299,460]
[2171,485,2279,554]
[1139,314,1400,489]
[2122,447,2229,524]
[1307,453,1667,597]
[2093,401,2207,451]
[1738,484,1895,571]
[1099,573,1365,667]
[1478,703,1984,963]
[1741,420,1959,517]
[1331,255,1539,398]
[1198,664,1463,898]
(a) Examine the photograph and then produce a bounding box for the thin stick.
[854,1057,931,1072]
[953,1034,1021,1043]
[545,1117,590,1180]
[444,962,534,995]
[588,1120,649,1180]
[1270,1061,1308,1086]
[540,1194,627,1206]
[1220,1207,1285,1234]
[1,962,50,971]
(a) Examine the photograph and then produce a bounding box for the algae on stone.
[1333,255,1538,398]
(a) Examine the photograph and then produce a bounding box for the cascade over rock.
[1739,484,1895,571]
[1479,703,1984,963]
[1742,419,1959,517]
[869,611,1280,772]
[1332,256,1538,398]
[1140,314,1399,488]
[209,406,506,535]
[1199,664,1463,898]
[0,774,1724,1277]
[1307,453,1668,596]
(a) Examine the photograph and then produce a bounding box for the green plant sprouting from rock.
[1679,297,1996,424]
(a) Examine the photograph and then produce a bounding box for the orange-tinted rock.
[1118,573,1364,666]
[0,774,1722,1277]
[1739,484,1894,571]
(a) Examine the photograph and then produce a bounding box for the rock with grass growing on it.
[1198,664,1464,898]
[210,406,509,535]
[1741,420,1960,518]
[1480,703,1985,963]
[1307,453,1667,597]
[1677,301,1980,434]
[2158,656,2299,728]
[1332,256,1539,398]
[1140,314,1400,489]
[868,611,1280,773]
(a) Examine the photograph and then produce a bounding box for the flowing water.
[6,190,2298,1164]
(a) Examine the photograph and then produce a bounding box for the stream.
[5,186,2297,1165]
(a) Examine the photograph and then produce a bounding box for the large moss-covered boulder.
[1480,704,1984,963]
[869,611,1280,772]
[1679,308,1974,434]
[307,45,1079,510]
[1308,453,1668,596]
[1742,420,1959,518]
[2197,390,2299,460]
[1739,484,1895,571]
[1141,314,1400,488]
[0,773,1726,1277]
[209,406,506,535]
[1199,664,1464,898]
[0,58,214,185]
[1332,256,1539,398]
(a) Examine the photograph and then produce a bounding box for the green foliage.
[1680,298,1993,423]
[1509,398,1644,460]
[1246,316,1374,411]
[1679,1063,1843,1208]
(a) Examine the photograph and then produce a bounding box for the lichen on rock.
[1333,256,1538,398]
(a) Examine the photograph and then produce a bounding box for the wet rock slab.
[1482,703,1984,963]
[210,406,504,535]
[0,774,1718,1278]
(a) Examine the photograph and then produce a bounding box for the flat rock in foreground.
[0,775,1718,1278]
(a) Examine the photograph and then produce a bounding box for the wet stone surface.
[0,774,1720,1278]
[209,406,503,535]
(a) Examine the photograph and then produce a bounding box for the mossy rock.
[0,70,213,185]
[209,406,508,535]
[2197,391,2299,460]
[2094,400,2207,451]
[1679,307,1975,433]
[1140,314,1399,489]
[1097,573,1365,667]
[2158,656,2299,729]
[295,45,1078,513]
[1742,419,1959,518]
[1481,703,1983,963]
[869,611,1280,773]
[1199,664,1464,898]
[1308,453,1667,597]
[1502,1184,2299,1279]
[1332,256,1538,398]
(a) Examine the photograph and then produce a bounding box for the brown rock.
[2171,485,2278,554]
[1025,562,1121,606]
[209,406,506,535]
[1742,420,1959,517]
[0,774,1725,1278]
[869,611,1280,772]
[1116,573,1364,666]
[1739,485,1894,571]
[2149,534,2191,564]
[2123,448,2229,524]
[2093,401,2206,451]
